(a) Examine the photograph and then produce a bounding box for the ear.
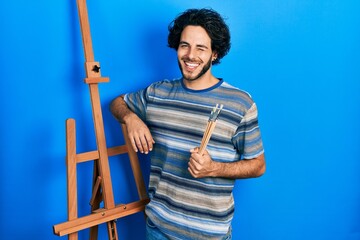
[212,52,218,62]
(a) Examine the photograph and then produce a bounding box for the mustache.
[181,56,203,63]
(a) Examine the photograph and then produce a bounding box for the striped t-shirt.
[124,78,264,240]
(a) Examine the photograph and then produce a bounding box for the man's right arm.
[110,95,155,154]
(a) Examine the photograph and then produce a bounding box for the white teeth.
[185,62,199,67]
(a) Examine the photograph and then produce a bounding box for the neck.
[183,72,219,90]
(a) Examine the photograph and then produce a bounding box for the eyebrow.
[179,41,209,49]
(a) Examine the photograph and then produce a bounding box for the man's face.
[177,25,217,81]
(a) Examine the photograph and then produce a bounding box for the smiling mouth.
[184,61,200,70]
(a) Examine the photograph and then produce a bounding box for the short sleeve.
[231,103,264,159]
[124,86,152,122]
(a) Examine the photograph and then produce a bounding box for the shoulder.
[145,78,182,99]
[219,81,255,109]
[148,78,181,89]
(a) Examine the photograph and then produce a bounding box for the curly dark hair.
[168,8,231,65]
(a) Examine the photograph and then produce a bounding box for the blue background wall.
[0,0,359,239]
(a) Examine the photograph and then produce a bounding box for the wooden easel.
[53,0,149,239]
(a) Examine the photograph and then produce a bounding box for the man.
[110,8,265,240]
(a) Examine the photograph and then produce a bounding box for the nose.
[187,47,196,60]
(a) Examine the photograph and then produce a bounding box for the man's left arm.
[188,149,265,179]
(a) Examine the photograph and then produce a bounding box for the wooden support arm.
[53,198,150,237]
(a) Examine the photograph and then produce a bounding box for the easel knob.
[85,61,102,78]
[92,65,100,73]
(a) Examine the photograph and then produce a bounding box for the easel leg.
[90,161,101,240]
[121,124,148,201]
[107,220,118,240]
[89,161,119,240]
[66,119,79,240]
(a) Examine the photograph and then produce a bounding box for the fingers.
[130,138,138,153]
[124,113,155,154]
[188,152,202,172]
[190,147,208,156]
[188,148,212,178]
[138,134,155,154]
[188,166,196,178]
[190,147,199,153]
[130,130,155,154]
[188,158,198,178]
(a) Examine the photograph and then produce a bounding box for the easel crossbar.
[53,198,150,236]
[75,145,129,163]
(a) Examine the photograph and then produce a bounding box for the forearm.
[211,153,265,179]
[189,149,265,179]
